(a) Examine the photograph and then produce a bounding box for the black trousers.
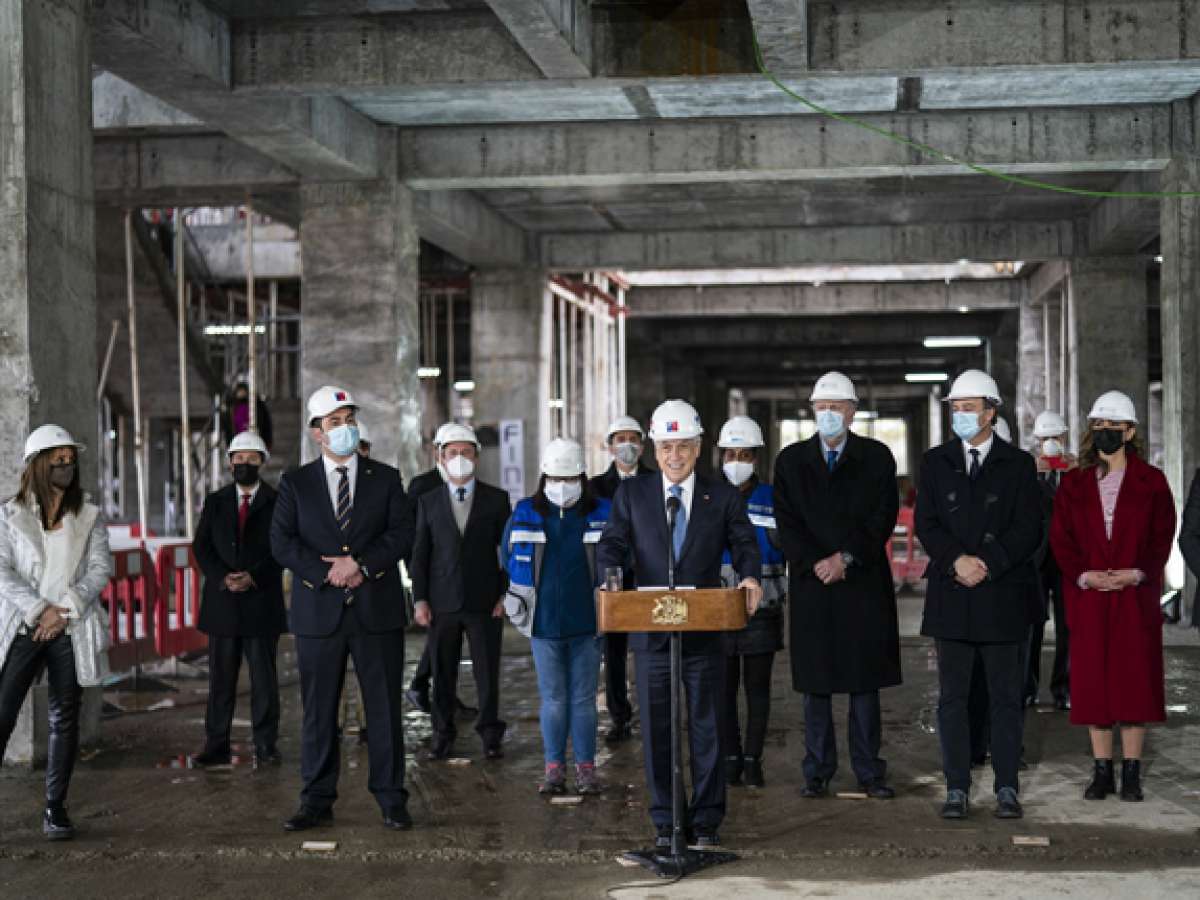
[295,608,407,812]
[429,610,505,744]
[409,638,433,695]
[937,638,1024,793]
[1026,582,1070,703]
[635,649,725,830]
[722,652,774,759]
[0,632,81,807]
[604,632,633,726]
[204,634,280,754]
[968,650,990,762]
[802,690,886,785]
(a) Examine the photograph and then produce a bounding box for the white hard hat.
[810,371,859,403]
[1033,410,1068,438]
[23,425,86,465]
[438,423,481,448]
[605,415,644,442]
[227,431,270,462]
[648,399,704,441]
[357,422,371,444]
[1087,390,1138,424]
[717,416,764,449]
[945,369,1002,405]
[432,423,453,448]
[541,438,585,477]
[993,418,1012,442]
[307,385,357,423]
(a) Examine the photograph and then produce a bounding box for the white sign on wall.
[499,419,525,505]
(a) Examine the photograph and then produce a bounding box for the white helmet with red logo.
[648,399,704,441]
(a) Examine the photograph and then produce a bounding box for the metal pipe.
[616,283,627,413]
[124,211,149,538]
[567,301,577,439]
[538,283,555,458]
[556,294,568,437]
[268,280,278,401]
[246,204,257,432]
[96,320,120,402]
[1042,295,1052,409]
[175,208,195,538]
[446,293,456,420]
[1059,285,1068,419]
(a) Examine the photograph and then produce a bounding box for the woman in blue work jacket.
[717,416,787,788]
[502,438,611,796]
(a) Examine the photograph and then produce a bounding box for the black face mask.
[49,463,76,490]
[1093,428,1127,455]
[233,463,260,486]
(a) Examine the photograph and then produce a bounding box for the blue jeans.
[531,635,601,766]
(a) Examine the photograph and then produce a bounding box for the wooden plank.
[597,588,747,633]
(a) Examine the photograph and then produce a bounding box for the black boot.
[743,756,765,788]
[1083,759,1115,800]
[1120,759,1144,802]
[43,806,75,841]
[724,755,744,786]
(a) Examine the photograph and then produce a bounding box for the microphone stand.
[625,494,738,879]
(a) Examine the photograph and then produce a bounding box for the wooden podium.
[599,585,747,878]
[597,588,748,633]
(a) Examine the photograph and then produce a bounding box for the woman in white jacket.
[0,425,112,840]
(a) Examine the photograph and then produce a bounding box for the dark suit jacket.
[915,437,1043,643]
[194,482,286,638]
[410,481,511,615]
[588,461,654,501]
[403,467,445,567]
[270,457,413,637]
[597,471,761,654]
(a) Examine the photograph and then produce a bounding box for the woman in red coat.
[1050,391,1176,803]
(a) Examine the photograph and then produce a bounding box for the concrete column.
[299,181,421,480]
[1015,283,1045,450]
[1067,257,1149,451]
[470,268,549,498]
[1,1,96,764]
[989,309,1019,427]
[1161,159,1200,602]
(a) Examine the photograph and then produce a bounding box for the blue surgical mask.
[952,411,982,442]
[327,424,360,456]
[816,409,845,440]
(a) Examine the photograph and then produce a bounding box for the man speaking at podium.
[598,399,762,850]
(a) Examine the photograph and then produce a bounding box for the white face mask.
[722,461,755,487]
[445,455,475,480]
[613,442,640,468]
[1041,438,1063,458]
[544,479,582,508]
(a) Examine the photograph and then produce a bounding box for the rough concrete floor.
[2,592,1199,899]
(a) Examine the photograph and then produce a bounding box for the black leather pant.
[0,631,82,807]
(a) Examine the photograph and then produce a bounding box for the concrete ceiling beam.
[397,107,1171,190]
[93,0,381,180]
[542,221,1078,270]
[483,0,591,79]
[628,278,1020,317]
[1085,172,1162,255]
[747,0,808,74]
[412,190,531,266]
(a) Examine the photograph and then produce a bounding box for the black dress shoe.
[742,756,765,788]
[254,747,282,768]
[483,742,504,760]
[382,805,413,830]
[190,747,232,767]
[605,722,633,744]
[1085,759,1115,800]
[43,806,75,841]
[405,688,431,714]
[860,779,895,799]
[799,777,828,798]
[1120,759,1144,802]
[724,755,744,786]
[430,736,453,760]
[994,786,1023,819]
[283,807,333,832]
[941,789,969,819]
[455,697,478,719]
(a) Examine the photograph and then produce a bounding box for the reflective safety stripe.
[582,531,603,544]
[748,514,776,529]
[761,563,786,576]
[513,554,532,563]
[509,529,546,546]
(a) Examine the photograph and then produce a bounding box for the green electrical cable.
[750,29,1200,200]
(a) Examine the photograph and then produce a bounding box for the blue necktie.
[669,484,687,559]
[827,449,838,472]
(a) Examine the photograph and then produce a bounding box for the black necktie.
[336,466,352,531]
[457,487,466,502]
[969,449,981,481]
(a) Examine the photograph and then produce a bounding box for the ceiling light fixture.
[905,372,949,383]
[923,336,983,349]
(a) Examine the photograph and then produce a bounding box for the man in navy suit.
[598,399,762,850]
[270,386,414,832]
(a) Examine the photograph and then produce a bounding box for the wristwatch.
[840,551,854,567]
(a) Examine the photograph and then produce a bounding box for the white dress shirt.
[961,432,995,469]
[322,452,358,512]
[236,482,260,506]
[662,472,696,524]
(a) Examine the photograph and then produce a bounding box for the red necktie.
[238,493,251,540]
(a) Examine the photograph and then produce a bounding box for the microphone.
[665,495,680,591]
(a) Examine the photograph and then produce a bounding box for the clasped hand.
[1083,569,1140,591]
[954,555,989,588]
[322,555,364,589]
[33,605,70,642]
[738,578,763,616]
[814,553,847,585]
[224,571,255,592]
